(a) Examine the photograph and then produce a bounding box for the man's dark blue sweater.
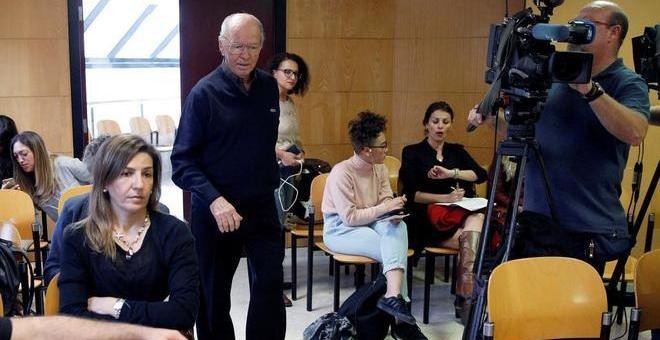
[171,64,279,206]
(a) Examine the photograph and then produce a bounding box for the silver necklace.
[113,215,150,260]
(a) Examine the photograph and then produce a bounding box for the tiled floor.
[229,250,465,340]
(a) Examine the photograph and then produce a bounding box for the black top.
[0,317,10,340]
[171,64,280,206]
[400,140,487,246]
[59,210,199,330]
[400,140,487,199]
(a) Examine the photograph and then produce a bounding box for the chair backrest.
[488,257,607,340]
[309,173,329,222]
[129,117,155,144]
[383,155,401,194]
[0,221,22,249]
[45,273,60,315]
[57,184,92,214]
[96,119,121,136]
[635,249,660,331]
[155,115,177,146]
[0,190,36,240]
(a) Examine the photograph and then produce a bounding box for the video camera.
[470,0,595,138]
[632,25,659,94]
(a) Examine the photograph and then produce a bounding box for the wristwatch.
[112,298,125,319]
[583,81,604,102]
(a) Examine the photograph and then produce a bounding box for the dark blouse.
[400,140,487,247]
[59,210,199,330]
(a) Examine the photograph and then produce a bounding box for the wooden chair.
[422,246,458,324]
[629,249,660,336]
[45,273,60,315]
[383,155,401,194]
[57,184,92,214]
[290,173,327,310]
[96,119,121,136]
[0,189,44,314]
[155,115,177,146]
[129,117,158,145]
[487,257,609,340]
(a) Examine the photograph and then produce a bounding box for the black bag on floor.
[337,274,390,340]
[0,239,20,316]
[303,312,356,340]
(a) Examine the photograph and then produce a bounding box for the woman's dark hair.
[0,115,18,158]
[348,111,387,153]
[422,101,454,126]
[268,52,310,96]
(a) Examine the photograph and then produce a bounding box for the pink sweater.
[322,154,394,226]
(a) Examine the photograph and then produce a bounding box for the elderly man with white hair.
[171,13,284,340]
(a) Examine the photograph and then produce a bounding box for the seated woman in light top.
[4,131,92,221]
[59,134,198,332]
[322,111,427,338]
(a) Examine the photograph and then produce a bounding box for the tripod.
[463,127,557,340]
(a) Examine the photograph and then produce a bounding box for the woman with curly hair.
[322,111,427,339]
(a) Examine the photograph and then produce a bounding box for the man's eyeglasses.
[278,69,301,79]
[367,142,388,149]
[222,38,262,55]
[570,19,615,28]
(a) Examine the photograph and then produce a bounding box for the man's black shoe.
[377,295,416,325]
[391,322,428,340]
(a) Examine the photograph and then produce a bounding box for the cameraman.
[468,1,650,273]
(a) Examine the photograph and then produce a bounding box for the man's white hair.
[219,13,264,44]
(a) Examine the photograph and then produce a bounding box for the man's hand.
[569,80,592,95]
[467,104,485,128]
[210,196,243,233]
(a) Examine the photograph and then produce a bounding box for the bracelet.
[583,81,604,102]
[452,168,459,179]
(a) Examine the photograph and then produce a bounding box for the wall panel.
[0,0,72,154]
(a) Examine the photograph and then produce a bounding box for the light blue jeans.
[323,213,409,298]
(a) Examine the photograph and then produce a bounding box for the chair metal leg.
[291,234,298,300]
[450,254,457,295]
[344,265,350,275]
[407,256,414,299]
[444,255,450,282]
[334,260,341,312]
[306,215,315,311]
[370,263,379,282]
[329,256,334,276]
[355,264,366,287]
[424,254,435,324]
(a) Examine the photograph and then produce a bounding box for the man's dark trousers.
[192,195,286,340]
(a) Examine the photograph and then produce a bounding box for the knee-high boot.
[455,230,480,324]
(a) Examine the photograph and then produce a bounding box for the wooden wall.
[0,0,73,155]
[288,0,522,167]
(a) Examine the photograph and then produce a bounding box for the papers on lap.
[436,197,488,211]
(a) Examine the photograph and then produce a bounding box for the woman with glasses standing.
[268,52,310,307]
